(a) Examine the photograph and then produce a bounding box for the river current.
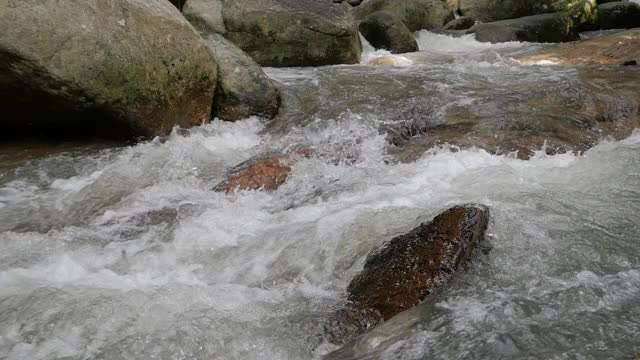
[0,32,639,359]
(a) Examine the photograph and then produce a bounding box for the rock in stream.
[325,204,491,345]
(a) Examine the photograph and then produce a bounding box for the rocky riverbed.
[1,0,640,359]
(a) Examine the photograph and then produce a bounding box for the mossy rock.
[222,0,361,67]
[356,0,454,32]
[0,0,217,139]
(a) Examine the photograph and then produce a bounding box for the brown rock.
[213,149,311,192]
[391,67,640,162]
[326,204,490,344]
[517,29,640,66]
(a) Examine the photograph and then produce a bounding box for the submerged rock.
[222,0,361,67]
[0,0,217,139]
[204,34,281,121]
[367,55,407,65]
[213,149,311,192]
[326,204,490,344]
[474,0,600,43]
[517,29,640,66]
[359,11,419,54]
[355,0,454,32]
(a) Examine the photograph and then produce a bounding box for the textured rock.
[222,0,361,67]
[459,0,558,22]
[359,11,419,54]
[326,204,490,344]
[204,34,280,121]
[0,0,217,139]
[183,0,226,34]
[355,0,455,32]
[474,0,600,43]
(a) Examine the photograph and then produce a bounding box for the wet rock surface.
[392,68,640,161]
[213,149,311,192]
[517,29,640,66]
[325,204,490,344]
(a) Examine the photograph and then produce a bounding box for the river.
[0,32,639,359]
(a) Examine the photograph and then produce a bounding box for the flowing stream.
[1,32,639,360]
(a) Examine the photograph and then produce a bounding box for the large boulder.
[459,0,558,22]
[598,1,640,29]
[474,0,599,43]
[355,0,455,32]
[326,204,491,344]
[182,0,227,35]
[0,0,217,139]
[204,34,281,121]
[474,13,581,43]
[359,11,419,54]
[222,0,361,67]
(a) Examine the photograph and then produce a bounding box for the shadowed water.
[0,33,639,360]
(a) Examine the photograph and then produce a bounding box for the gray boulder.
[0,0,217,138]
[474,13,580,43]
[355,0,455,32]
[459,0,558,22]
[182,0,226,35]
[204,34,281,121]
[359,11,419,54]
[598,1,640,29]
[474,0,600,43]
[222,0,361,67]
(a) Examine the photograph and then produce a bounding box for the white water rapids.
[1,33,639,359]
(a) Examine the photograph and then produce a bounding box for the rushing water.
[1,33,640,360]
